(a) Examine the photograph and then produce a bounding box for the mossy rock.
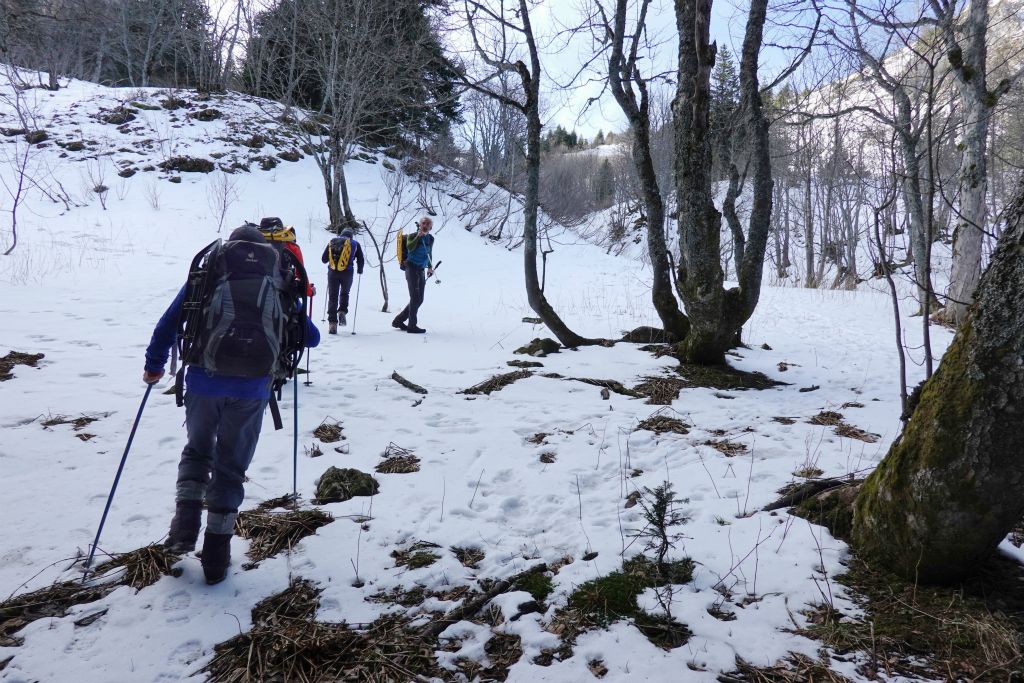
[621,326,679,344]
[259,155,279,171]
[101,108,135,125]
[60,140,85,151]
[514,338,560,357]
[118,168,136,178]
[24,130,48,144]
[794,484,860,541]
[129,101,160,111]
[159,156,214,173]
[192,108,222,122]
[315,466,379,503]
[0,127,26,137]
[169,176,182,184]
[277,149,302,162]
[242,134,266,149]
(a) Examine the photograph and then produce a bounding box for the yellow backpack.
[328,237,352,271]
[396,228,406,269]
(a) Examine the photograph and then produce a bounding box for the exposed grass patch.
[553,555,693,652]
[632,376,688,405]
[461,369,533,395]
[771,416,797,425]
[312,418,344,443]
[636,413,691,435]
[0,545,181,646]
[205,580,443,682]
[834,423,880,443]
[159,155,214,173]
[392,541,441,570]
[507,359,543,368]
[41,413,101,431]
[720,653,855,682]
[796,554,1024,681]
[235,506,333,562]
[514,572,553,602]
[0,351,44,381]
[673,363,784,391]
[451,546,485,569]
[539,451,556,464]
[809,410,844,426]
[703,439,749,457]
[527,432,549,445]
[376,454,420,473]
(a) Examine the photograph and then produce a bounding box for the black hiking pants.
[326,268,355,323]
[394,265,426,328]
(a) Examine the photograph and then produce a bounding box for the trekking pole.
[292,375,299,500]
[428,260,443,285]
[321,289,327,322]
[350,272,362,336]
[83,383,153,580]
[304,293,313,387]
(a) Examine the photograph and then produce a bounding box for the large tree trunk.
[852,176,1024,584]
[607,0,689,342]
[673,0,771,364]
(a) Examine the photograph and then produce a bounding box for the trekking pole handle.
[83,383,153,579]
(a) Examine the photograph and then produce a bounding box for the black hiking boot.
[329,322,338,335]
[407,326,426,334]
[340,312,347,326]
[164,500,202,554]
[392,320,408,331]
[200,532,232,585]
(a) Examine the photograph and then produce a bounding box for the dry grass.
[205,579,444,683]
[703,439,749,457]
[451,546,485,569]
[636,413,691,435]
[771,416,797,425]
[235,507,333,562]
[0,351,43,381]
[1,544,181,647]
[377,443,421,473]
[461,370,533,395]
[834,423,880,443]
[717,653,855,682]
[527,432,549,445]
[796,555,1024,681]
[633,376,688,405]
[41,414,100,431]
[808,411,844,426]
[376,455,420,473]
[539,451,556,464]
[312,419,344,443]
[392,541,442,570]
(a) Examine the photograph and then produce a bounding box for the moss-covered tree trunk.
[852,176,1024,584]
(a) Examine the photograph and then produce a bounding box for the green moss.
[404,551,439,569]
[567,570,646,626]
[514,573,553,602]
[852,319,985,581]
[795,485,858,541]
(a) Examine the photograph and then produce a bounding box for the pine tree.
[709,45,740,181]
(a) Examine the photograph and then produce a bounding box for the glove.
[357,269,364,275]
[143,370,164,385]
[310,284,317,296]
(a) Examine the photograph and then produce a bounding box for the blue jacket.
[405,232,434,269]
[145,285,321,400]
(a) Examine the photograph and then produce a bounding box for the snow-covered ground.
[0,76,956,682]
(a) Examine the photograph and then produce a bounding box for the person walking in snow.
[321,227,365,334]
[142,225,320,584]
[392,216,435,334]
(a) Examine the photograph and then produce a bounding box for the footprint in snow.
[166,639,203,666]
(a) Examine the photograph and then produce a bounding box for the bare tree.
[598,0,689,341]
[462,0,605,347]
[0,65,42,255]
[672,0,773,364]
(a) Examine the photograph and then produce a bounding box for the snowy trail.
[0,77,954,682]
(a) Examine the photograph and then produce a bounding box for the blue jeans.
[176,392,268,533]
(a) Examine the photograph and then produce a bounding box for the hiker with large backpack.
[321,227,365,334]
[258,217,315,298]
[142,225,320,585]
[392,216,435,334]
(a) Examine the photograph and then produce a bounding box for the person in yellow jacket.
[321,227,365,334]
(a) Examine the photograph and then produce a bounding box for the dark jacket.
[145,285,320,400]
